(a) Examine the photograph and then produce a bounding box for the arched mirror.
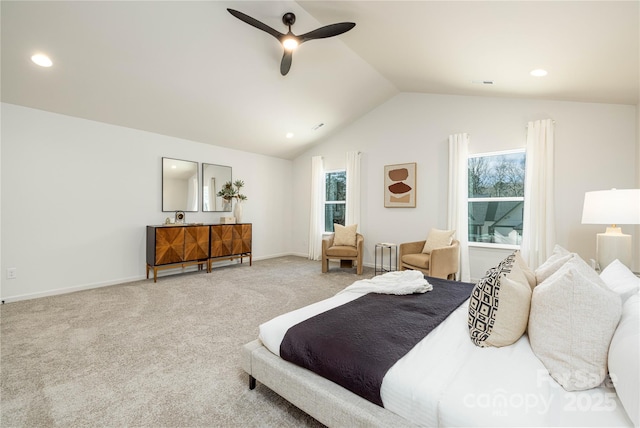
[162,157,198,212]
[202,163,232,212]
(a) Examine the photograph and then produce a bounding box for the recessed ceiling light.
[286,132,294,139]
[530,69,548,77]
[31,53,53,67]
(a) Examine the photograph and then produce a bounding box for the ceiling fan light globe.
[282,38,298,50]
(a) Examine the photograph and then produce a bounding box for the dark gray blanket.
[279,276,474,406]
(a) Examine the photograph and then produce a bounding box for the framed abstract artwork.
[384,162,416,208]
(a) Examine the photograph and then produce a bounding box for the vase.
[234,201,243,223]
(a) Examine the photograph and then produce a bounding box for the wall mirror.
[202,163,232,212]
[162,157,199,212]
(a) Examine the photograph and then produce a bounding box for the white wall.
[292,93,638,279]
[1,103,293,301]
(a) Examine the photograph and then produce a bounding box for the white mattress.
[258,291,633,427]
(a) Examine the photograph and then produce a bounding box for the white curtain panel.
[345,151,361,228]
[521,119,556,269]
[308,156,325,260]
[448,133,471,282]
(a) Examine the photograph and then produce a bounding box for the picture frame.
[384,162,416,208]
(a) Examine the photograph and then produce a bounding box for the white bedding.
[258,291,633,427]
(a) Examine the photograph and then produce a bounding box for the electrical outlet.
[7,268,17,279]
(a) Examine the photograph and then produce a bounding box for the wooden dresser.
[146,223,252,282]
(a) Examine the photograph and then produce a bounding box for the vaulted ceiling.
[2,1,638,159]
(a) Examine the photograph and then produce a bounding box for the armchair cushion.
[421,228,455,254]
[334,223,358,247]
[325,246,359,258]
[402,253,430,269]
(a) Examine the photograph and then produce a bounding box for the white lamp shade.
[581,189,640,225]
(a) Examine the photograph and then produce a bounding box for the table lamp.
[581,188,640,270]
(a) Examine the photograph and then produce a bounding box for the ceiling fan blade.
[280,51,293,76]
[227,8,284,40]
[299,22,356,43]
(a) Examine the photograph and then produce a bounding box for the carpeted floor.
[1,256,374,427]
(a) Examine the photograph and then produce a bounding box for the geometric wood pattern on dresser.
[233,224,252,255]
[210,225,233,257]
[154,227,185,265]
[185,225,209,261]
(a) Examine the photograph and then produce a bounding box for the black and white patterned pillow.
[468,253,516,346]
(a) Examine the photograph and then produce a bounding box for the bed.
[241,256,638,427]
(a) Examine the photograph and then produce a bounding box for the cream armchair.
[322,233,364,275]
[399,239,460,280]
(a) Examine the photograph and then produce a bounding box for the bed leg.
[249,375,256,390]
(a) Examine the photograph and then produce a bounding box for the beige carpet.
[1,256,374,427]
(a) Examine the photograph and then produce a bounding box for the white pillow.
[421,228,455,254]
[534,244,572,284]
[608,291,639,426]
[600,259,640,303]
[333,223,357,247]
[529,255,622,391]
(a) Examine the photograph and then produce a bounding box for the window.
[325,170,346,232]
[468,150,526,246]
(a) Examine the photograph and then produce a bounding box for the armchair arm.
[429,243,460,280]
[322,234,335,252]
[355,233,364,274]
[399,240,426,261]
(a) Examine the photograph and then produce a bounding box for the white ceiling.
[2,1,638,160]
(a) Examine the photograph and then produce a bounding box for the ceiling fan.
[227,8,356,76]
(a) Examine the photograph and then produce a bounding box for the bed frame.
[242,340,414,427]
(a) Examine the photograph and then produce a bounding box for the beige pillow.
[333,224,357,247]
[421,228,455,254]
[514,250,536,290]
[534,244,573,284]
[529,255,622,391]
[468,252,532,347]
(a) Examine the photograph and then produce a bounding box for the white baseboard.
[2,275,145,304]
[1,253,313,304]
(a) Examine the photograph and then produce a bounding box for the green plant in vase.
[217,179,247,220]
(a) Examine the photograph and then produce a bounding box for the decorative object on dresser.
[384,162,416,208]
[581,188,640,270]
[217,179,247,222]
[146,223,252,282]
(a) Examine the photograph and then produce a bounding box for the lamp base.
[596,227,631,270]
